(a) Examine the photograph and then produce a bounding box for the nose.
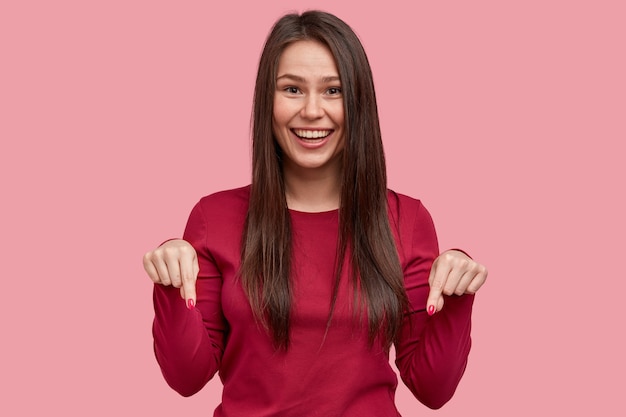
[301,95,324,119]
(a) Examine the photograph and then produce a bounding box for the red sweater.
[152,186,474,416]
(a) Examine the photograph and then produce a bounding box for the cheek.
[333,104,345,127]
[337,134,346,152]
[271,114,281,138]
[272,115,286,141]
[272,97,290,128]
[271,106,286,147]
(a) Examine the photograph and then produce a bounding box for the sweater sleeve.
[152,201,228,397]
[394,202,474,409]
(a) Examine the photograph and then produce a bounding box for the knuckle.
[143,251,156,265]
[470,261,482,273]
[466,282,479,294]
[163,246,176,257]
[467,278,483,293]
[442,286,455,296]
[458,258,470,269]
[442,252,456,263]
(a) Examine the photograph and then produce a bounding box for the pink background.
[1,0,624,415]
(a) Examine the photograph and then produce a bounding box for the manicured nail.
[187,299,195,310]
[427,305,435,316]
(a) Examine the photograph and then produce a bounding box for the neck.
[283,163,342,213]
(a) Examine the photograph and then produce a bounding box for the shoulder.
[184,185,250,242]
[387,189,429,223]
[196,185,251,213]
[187,185,250,228]
[386,189,437,246]
[387,190,438,269]
[183,186,250,254]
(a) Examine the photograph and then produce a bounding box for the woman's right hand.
[143,239,199,308]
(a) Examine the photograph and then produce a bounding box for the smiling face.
[272,40,345,178]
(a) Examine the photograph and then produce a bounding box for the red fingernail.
[427,305,435,316]
[187,299,195,310]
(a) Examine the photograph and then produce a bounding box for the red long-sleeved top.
[153,186,474,416]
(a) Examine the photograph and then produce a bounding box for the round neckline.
[288,207,339,216]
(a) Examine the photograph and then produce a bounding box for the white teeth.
[294,129,331,139]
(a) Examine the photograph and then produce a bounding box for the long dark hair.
[240,10,407,350]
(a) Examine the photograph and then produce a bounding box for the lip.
[290,128,334,149]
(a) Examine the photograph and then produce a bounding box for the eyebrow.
[276,74,341,83]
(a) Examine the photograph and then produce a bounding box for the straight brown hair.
[240,10,407,350]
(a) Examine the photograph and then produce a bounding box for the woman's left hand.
[426,250,487,315]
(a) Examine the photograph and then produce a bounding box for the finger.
[426,264,440,315]
[442,263,466,296]
[180,251,199,307]
[437,294,444,313]
[466,265,488,294]
[152,254,173,286]
[162,250,182,288]
[454,270,475,296]
[143,253,162,284]
[427,261,451,315]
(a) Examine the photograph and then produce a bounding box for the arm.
[151,202,228,396]
[394,202,475,409]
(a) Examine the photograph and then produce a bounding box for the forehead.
[277,40,339,76]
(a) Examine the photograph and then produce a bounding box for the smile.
[292,129,332,139]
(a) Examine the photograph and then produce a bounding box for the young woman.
[144,10,487,416]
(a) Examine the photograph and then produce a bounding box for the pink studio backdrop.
[1,0,624,415]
